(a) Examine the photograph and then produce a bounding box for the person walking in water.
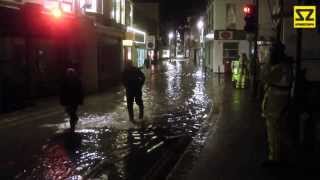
[60,68,84,132]
[122,61,145,124]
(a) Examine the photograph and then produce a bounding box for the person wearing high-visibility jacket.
[232,53,248,88]
[262,42,293,163]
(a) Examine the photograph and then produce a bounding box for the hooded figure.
[122,61,145,123]
[60,68,84,132]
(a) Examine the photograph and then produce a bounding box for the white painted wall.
[211,40,249,73]
[259,0,274,39]
[209,0,252,73]
[213,0,252,30]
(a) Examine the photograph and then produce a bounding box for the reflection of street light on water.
[168,32,174,61]
[197,19,204,66]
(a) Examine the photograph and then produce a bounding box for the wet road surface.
[0,59,214,179]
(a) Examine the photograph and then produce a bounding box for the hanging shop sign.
[146,35,155,49]
[218,31,233,40]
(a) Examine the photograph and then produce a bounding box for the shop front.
[123,26,146,68]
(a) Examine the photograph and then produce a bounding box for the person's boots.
[70,119,76,133]
[70,115,78,133]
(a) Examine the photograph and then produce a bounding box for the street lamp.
[197,20,204,30]
[168,32,174,40]
[168,32,174,61]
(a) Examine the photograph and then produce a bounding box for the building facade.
[133,2,160,62]
[0,0,134,112]
[205,0,253,74]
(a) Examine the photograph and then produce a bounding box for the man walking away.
[122,61,145,124]
[60,68,84,133]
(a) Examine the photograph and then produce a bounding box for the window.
[226,4,237,29]
[223,42,239,61]
[80,0,102,13]
[44,0,73,13]
[116,0,121,23]
[112,0,128,24]
[121,0,125,24]
[61,0,73,13]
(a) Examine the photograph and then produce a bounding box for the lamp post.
[168,32,174,61]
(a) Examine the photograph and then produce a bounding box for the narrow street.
[0,59,215,179]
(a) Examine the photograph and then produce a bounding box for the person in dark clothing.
[122,61,145,123]
[60,68,84,132]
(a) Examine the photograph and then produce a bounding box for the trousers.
[126,90,144,121]
[65,105,79,131]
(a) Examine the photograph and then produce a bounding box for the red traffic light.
[243,6,251,14]
[243,4,255,16]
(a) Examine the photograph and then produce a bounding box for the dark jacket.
[60,77,84,106]
[122,67,145,92]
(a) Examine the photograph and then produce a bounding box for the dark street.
[1,0,320,179]
[0,59,215,179]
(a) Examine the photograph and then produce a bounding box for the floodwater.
[0,59,214,179]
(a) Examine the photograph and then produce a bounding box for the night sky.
[134,0,207,24]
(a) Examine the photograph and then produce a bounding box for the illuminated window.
[80,0,101,13]
[44,0,59,12]
[128,47,131,60]
[44,0,102,13]
[121,0,125,25]
[44,0,73,13]
[116,0,121,23]
[61,0,73,13]
[111,10,114,19]
[130,4,133,25]
[112,0,126,24]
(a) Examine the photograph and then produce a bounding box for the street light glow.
[205,33,215,39]
[168,32,174,39]
[197,20,204,30]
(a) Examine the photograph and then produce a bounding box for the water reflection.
[20,59,213,179]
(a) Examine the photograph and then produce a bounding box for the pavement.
[167,74,273,180]
[167,73,320,180]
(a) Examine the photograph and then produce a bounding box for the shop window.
[127,47,131,60]
[223,42,239,61]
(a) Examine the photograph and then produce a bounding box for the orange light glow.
[51,8,62,18]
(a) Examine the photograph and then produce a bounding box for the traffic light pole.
[294,0,302,100]
[276,0,284,42]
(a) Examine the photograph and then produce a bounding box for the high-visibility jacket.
[262,62,293,118]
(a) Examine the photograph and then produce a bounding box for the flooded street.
[0,59,215,179]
